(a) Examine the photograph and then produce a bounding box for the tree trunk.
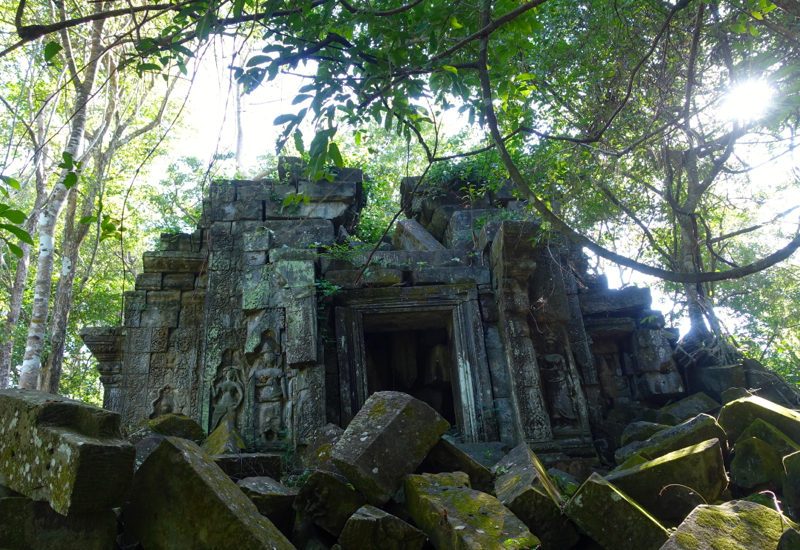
[17,16,105,389]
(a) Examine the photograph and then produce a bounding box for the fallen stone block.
[731,437,784,493]
[564,473,669,550]
[213,453,281,481]
[125,437,292,549]
[494,443,580,550]
[660,500,788,550]
[293,470,367,536]
[453,441,508,467]
[237,476,297,516]
[659,392,720,423]
[0,389,135,516]
[331,391,449,506]
[779,528,800,550]
[605,438,727,524]
[739,419,800,459]
[303,423,345,476]
[611,452,651,473]
[783,451,800,515]
[138,413,205,441]
[722,387,752,403]
[394,218,445,251]
[686,364,747,402]
[418,437,493,493]
[202,418,246,455]
[405,472,540,550]
[615,413,727,464]
[0,497,117,550]
[338,505,426,550]
[620,421,669,447]
[718,395,800,445]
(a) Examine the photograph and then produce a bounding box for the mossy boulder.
[405,472,540,550]
[124,437,293,550]
[783,451,800,516]
[605,438,727,524]
[293,470,367,536]
[213,453,281,481]
[660,500,789,550]
[611,452,651,473]
[338,505,426,550]
[0,497,117,550]
[738,419,800,459]
[418,437,493,493]
[563,473,669,550]
[660,392,721,423]
[615,413,727,464]
[730,437,784,493]
[718,396,800,445]
[331,391,449,506]
[303,423,345,476]
[620,421,669,447]
[138,413,205,441]
[201,418,246,455]
[0,388,135,515]
[494,443,580,550]
[778,528,800,550]
[237,476,297,516]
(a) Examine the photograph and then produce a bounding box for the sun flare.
[719,80,774,122]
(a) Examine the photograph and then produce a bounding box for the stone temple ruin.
[81,157,695,462]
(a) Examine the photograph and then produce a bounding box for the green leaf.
[44,41,63,63]
[246,55,272,67]
[442,65,458,74]
[293,130,305,154]
[6,241,22,257]
[136,63,162,73]
[515,73,535,81]
[58,151,74,170]
[79,215,98,225]
[303,195,311,205]
[751,11,763,19]
[0,224,33,245]
[0,175,20,190]
[749,25,760,36]
[63,172,78,189]
[282,194,295,207]
[731,23,747,33]
[273,113,296,125]
[292,94,313,105]
[449,16,463,29]
[0,209,25,224]
[328,142,344,167]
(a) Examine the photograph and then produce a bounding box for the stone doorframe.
[334,284,499,443]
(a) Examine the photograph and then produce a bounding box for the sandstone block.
[620,421,669,447]
[213,453,281,481]
[687,364,747,402]
[659,392,720,422]
[139,413,205,441]
[579,287,652,316]
[394,218,446,251]
[202,418,246,455]
[660,500,788,550]
[739,418,800,459]
[731,437,784,493]
[605,438,727,523]
[331,391,449,506]
[338,505,426,550]
[418,437,493,493]
[718,396,800,445]
[125,437,293,550]
[494,443,580,550]
[405,472,540,550]
[303,423,345,475]
[293,470,367,536]
[783,451,800,515]
[564,473,669,550]
[237,476,297,516]
[0,389,134,516]
[615,413,727,464]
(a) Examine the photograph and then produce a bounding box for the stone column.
[80,327,124,412]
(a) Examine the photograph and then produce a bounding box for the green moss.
[675,531,700,549]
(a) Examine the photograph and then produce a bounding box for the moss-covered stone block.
[201,418,246,455]
[718,396,800,445]
[616,413,727,464]
[620,421,669,447]
[660,500,788,550]
[237,476,297,516]
[418,437,493,493]
[611,452,651,473]
[0,389,134,515]
[731,437,784,493]
[213,453,281,481]
[783,451,800,516]
[331,391,449,506]
[293,470,367,536]
[564,473,669,550]
[0,497,117,550]
[778,528,800,550]
[494,443,580,550]
[739,419,800,459]
[605,438,727,524]
[125,437,293,549]
[138,413,205,441]
[660,392,720,422]
[338,505,426,550]
[405,472,540,550]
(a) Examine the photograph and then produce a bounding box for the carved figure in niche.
[538,329,578,429]
[211,366,244,430]
[254,363,287,444]
[150,384,175,419]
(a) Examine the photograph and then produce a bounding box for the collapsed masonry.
[80,158,779,462]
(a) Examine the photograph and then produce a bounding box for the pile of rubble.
[3,386,800,550]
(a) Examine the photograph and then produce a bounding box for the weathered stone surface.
[605,439,727,523]
[142,250,205,273]
[126,437,293,550]
[0,389,134,516]
[620,421,670,447]
[405,472,540,550]
[722,387,752,404]
[202,418,246,455]
[660,500,787,550]
[739,419,800,459]
[338,505,426,550]
[659,392,720,423]
[411,265,490,286]
[616,413,727,464]
[579,287,652,316]
[634,369,685,399]
[0,497,117,550]
[140,413,205,441]
[783,451,800,515]
[418,437,493,493]
[293,470,367,536]
[778,528,800,550]
[304,423,345,474]
[213,453,281,481]
[330,391,449,506]
[731,437,784,492]
[494,443,580,550]
[325,268,403,289]
[394,218,446,251]
[564,472,669,550]
[718,396,800,445]
[454,441,508,467]
[687,364,747,402]
[237,476,297,516]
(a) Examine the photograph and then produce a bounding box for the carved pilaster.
[80,327,125,413]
